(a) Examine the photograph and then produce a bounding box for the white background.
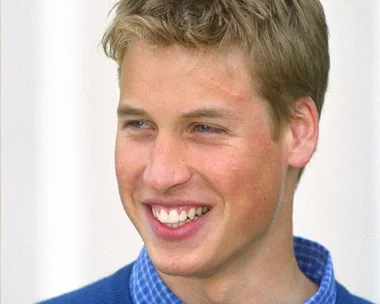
[1,0,380,303]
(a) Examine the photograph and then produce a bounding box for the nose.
[143,133,192,193]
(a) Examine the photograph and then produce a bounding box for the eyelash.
[123,120,154,130]
[191,124,224,135]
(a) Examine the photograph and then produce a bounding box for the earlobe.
[287,97,319,169]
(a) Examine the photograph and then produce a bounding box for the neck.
[160,231,317,304]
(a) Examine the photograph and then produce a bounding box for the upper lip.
[141,197,212,208]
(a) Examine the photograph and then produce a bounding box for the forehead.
[119,42,256,102]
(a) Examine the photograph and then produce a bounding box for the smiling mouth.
[151,206,212,228]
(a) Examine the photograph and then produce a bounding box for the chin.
[146,243,216,277]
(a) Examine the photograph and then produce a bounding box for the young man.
[40,0,372,303]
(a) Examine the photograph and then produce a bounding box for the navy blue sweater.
[39,262,373,304]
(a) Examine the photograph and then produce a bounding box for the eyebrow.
[117,104,236,120]
[117,105,149,117]
[181,108,235,120]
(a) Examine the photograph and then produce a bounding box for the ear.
[287,97,319,168]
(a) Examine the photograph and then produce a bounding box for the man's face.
[116,42,292,277]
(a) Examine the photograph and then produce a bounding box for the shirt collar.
[130,236,337,304]
[294,236,337,304]
[130,247,182,304]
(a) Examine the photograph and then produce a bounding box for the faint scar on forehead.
[202,76,250,100]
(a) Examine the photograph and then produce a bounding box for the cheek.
[195,139,285,225]
[115,138,151,228]
[227,160,285,243]
[115,138,146,195]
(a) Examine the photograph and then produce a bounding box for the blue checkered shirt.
[130,236,336,304]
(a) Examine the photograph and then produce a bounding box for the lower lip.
[143,206,210,241]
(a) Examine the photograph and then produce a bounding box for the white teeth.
[153,206,211,226]
[188,208,196,220]
[168,209,179,224]
[179,210,187,222]
[160,209,169,223]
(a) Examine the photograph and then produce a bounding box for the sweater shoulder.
[335,281,374,304]
[37,262,135,304]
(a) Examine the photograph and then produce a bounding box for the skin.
[115,42,319,304]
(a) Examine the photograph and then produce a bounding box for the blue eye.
[193,124,222,134]
[126,120,151,129]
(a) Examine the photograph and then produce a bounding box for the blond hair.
[102,0,329,138]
